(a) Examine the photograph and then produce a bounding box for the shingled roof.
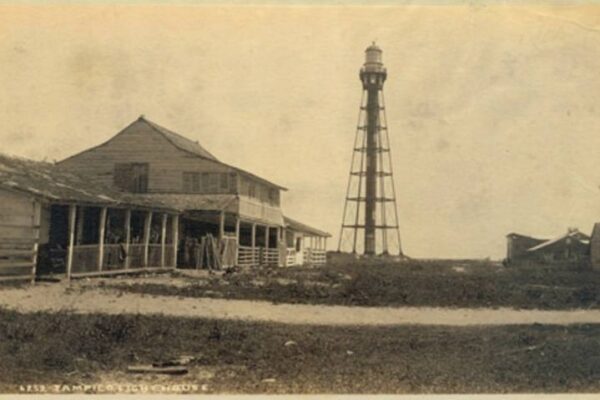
[0,153,178,211]
[141,117,218,161]
[60,116,287,191]
[284,216,330,237]
[138,117,286,191]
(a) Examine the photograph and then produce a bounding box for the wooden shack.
[0,154,180,282]
[506,229,590,265]
[56,116,329,268]
[590,223,600,270]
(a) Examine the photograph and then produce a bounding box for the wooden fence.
[304,248,327,266]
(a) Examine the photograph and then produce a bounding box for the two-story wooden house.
[57,116,329,268]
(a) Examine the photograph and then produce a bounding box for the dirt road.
[2,282,600,326]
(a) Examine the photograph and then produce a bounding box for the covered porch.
[0,153,181,283]
[40,204,180,279]
[283,216,330,267]
[139,194,328,268]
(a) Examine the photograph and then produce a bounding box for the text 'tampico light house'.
[338,43,403,256]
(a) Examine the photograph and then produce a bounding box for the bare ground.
[3,280,600,326]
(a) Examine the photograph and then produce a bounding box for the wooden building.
[57,116,329,268]
[0,153,180,282]
[506,233,547,264]
[590,223,600,270]
[506,229,589,265]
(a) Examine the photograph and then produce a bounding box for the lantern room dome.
[363,42,385,73]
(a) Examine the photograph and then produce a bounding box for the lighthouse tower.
[338,43,403,256]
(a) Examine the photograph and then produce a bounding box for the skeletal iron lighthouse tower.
[338,43,403,256]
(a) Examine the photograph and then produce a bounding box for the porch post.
[76,207,85,245]
[124,209,131,268]
[265,226,270,266]
[66,204,77,280]
[172,214,179,268]
[276,226,282,267]
[143,211,152,267]
[97,207,107,271]
[219,211,225,240]
[160,213,167,268]
[251,223,256,266]
[265,226,269,250]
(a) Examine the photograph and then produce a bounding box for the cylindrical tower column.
[360,43,386,255]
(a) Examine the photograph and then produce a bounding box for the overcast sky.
[1,4,599,258]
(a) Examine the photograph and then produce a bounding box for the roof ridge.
[138,116,218,161]
[139,116,287,191]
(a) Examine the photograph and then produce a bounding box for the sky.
[1,4,600,259]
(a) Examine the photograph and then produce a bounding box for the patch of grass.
[1,309,600,393]
[110,260,600,309]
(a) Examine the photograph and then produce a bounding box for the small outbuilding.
[505,228,589,265]
[590,223,600,270]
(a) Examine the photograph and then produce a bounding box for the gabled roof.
[0,153,178,211]
[527,229,590,253]
[284,216,330,237]
[141,117,218,161]
[59,116,287,191]
[506,232,544,240]
[139,116,287,191]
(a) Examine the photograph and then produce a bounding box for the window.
[114,163,148,193]
[183,172,201,192]
[296,237,302,252]
[208,173,219,192]
[202,173,210,191]
[184,172,236,193]
[220,173,229,191]
[229,173,237,192]
[268,188,278,204]
[248,182,256,198]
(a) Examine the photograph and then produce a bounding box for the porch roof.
[0,153,178,212]
[136,193,237,212]
[284,216,331,237]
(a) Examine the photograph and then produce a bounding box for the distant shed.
[506,229,589,265]
[590,223,600,270]
[506,233,547,263]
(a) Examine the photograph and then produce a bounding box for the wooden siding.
[238,195,284,226]
[239,175,280,207]
[506,234,546,262]
[0,189,40,282]
[57,120,234,194]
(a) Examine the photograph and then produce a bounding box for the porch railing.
[238,245,259,267]
[148,244,162,267]
[71,245,99,274]
[263,248,279,266]
[70,243,175,277]
[285,248,296,267]
[237,246,280,267]
[128,244,145,268]
[304,248,326,266]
